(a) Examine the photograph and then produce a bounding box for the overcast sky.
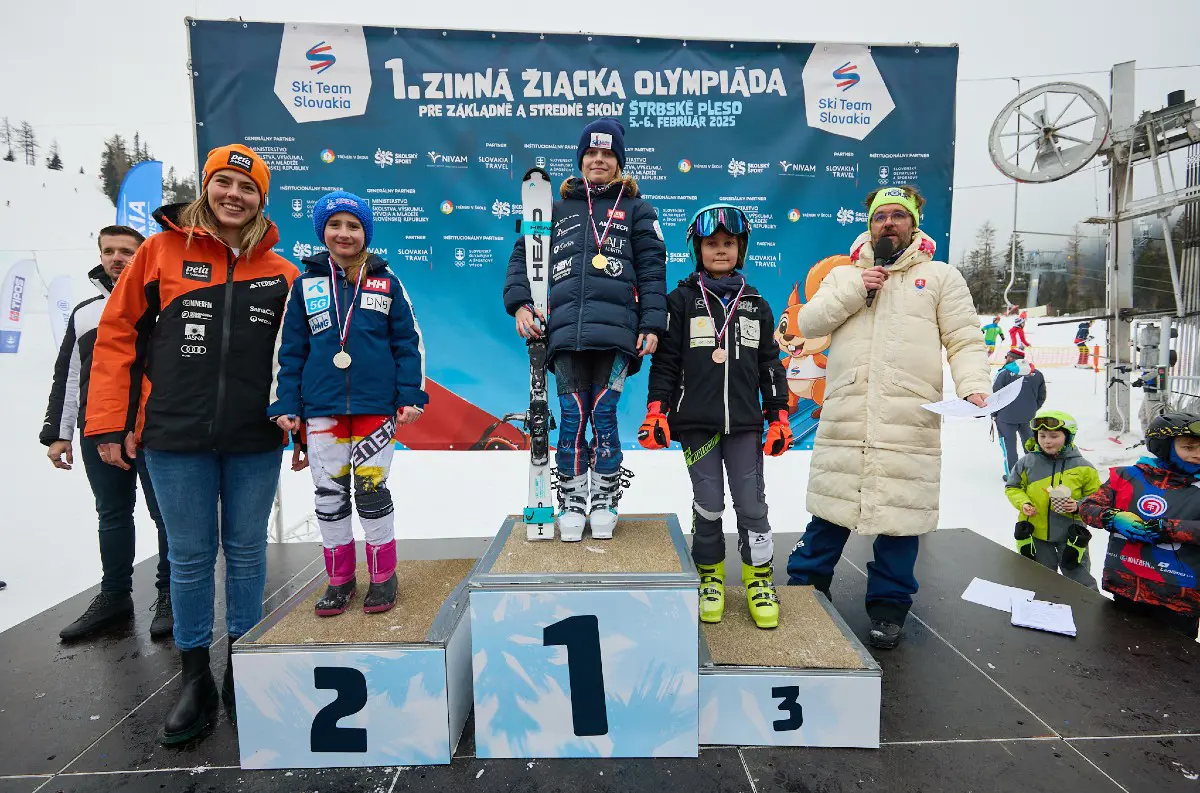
[3,0,1198,262]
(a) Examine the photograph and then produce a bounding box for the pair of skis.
[519,168,556,540]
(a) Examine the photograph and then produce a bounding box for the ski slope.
[0,165,1150,632]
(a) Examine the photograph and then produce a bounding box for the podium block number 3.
[772,685,804,732]
[543,615,609,737]
[311,667,368,752]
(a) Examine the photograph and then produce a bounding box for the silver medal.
[333,350,352,369]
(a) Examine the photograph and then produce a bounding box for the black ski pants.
[680,430,773,567]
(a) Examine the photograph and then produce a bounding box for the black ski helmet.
[1145,411,1200,461]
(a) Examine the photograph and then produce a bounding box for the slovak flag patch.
[914,278,926,290]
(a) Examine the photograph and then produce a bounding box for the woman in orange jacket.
[86,144,299,745]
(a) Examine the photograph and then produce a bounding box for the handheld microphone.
[864,237,895,308]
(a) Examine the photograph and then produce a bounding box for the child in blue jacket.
[269,191,428,616]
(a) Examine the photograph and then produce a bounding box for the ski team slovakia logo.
[802,44,895,140]
[306,41,335,74]
[832,62,860,91]
[1137,494,1168,518]
[274,24,371,123]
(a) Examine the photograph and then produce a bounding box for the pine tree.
[16,121,38,166]
[99,134,132,205]
[0,117,13,162]
[46,139,63,170]
[965,221,1003,312]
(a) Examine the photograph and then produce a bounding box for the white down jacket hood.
[798,230,992,536]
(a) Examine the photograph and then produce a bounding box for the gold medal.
[711,348,727,364]
[333,350,352,369]
[592,254,608,270]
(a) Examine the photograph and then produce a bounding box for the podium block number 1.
[311,666,368,752]
[543,615,608,737]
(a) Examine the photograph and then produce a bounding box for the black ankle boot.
[59,591,134,641]
[363,573,397,614]
[149,590,174,640]
[160,647,217,745]
[315,580,356,617]
[223,636,241,727]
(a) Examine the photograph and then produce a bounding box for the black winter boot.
[60,591,134,640]
[868,619,903,650]
[160,647,218,745]
[223,637,241,727]
[363,573,397,614]
[315,580,357,617]
[149,590,174,639]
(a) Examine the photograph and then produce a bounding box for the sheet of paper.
[921,378,1025,418]
[1010,598,1077,637]
[960,577,1035,613]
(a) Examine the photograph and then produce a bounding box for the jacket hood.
[848,229,938,273]
[88,264,115,296]
[301,251,390,275]
[560,174,641,200]
[152,201,282,252]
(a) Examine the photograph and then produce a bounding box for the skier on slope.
[1010,310,1030,348]
[1074,319,1093,368]
[503,118,667,541]
[640,204,790,629]
[981,315,1005,357]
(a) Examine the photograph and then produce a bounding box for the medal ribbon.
[699,281,746,351]
[329,263,367,350]
[584,180,626,258]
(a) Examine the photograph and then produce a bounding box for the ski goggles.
[1030,416,1068,432]
[687,205,750,240]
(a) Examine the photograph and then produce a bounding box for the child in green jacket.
[1004,409,1101,588]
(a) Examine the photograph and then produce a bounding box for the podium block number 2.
[311,666,368,752]
[772,685,804,732]
[543,615,609,737]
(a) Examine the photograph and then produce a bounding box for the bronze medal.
[711,348,727,364]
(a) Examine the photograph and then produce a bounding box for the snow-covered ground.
[0,160,1149,632]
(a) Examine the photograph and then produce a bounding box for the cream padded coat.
[798,230,992,536]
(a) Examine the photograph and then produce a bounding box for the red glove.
[638,402,671,450]
[763,410,793,456]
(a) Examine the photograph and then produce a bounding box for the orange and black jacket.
[85,203,300,453]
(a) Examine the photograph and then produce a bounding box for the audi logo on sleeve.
[180,344,207,356]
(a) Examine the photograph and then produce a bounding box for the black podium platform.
[1,530,1197,792]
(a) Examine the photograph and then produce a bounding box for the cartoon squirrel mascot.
[774,254,853,419]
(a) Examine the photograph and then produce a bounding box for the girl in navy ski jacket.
[270,190,428,616]
[502,118,667,542]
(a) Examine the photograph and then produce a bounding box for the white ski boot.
[555,471,589,542]
[588,468,632,540]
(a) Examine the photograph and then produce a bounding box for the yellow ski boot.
[697,561,725,624]
[742,562,779,629]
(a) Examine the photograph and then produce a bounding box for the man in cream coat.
[786,186,991,649]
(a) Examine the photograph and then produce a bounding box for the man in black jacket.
[41,225,173,641]
[993,348,1047,478]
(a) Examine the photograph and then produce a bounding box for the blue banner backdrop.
[116,160,163,239]
[188,21,958,450]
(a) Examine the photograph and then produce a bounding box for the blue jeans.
[785,515,920,625]
[144,448,282,650]
[78,435,170,592]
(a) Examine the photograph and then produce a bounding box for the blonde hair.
[336,249,370,283]
[177,187,271,255]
